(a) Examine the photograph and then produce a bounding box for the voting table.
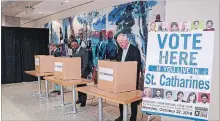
[44,76,92,114]
[76,85,143,121]
[25,70,53,98]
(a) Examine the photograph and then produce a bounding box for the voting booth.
[54,57,81,80]
[35,55,54,73]
[98,60,137,93]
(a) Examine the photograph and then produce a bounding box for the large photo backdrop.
[45,0,166,77]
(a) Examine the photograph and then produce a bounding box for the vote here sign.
[142,21,215,121]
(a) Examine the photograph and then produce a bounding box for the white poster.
[54,62,63,72]
[98,67,114,81]
[142,21,215,121]
[35,58,39,66]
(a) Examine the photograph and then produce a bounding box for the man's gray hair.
[117,32,128,39]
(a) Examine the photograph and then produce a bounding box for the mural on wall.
[45,0,166,76]
[106,0,160,69]
[45,20,63,45]
[90,9,106,67]
[62,16,75,56]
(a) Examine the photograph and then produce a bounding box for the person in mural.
[105,31,118,60]
[87,38,94,71]
[170,22,179,32]
[70,40,90,107]
[48,23,52,43]
[78,28,87,48]
[115,32,141,121]
[158,22,168,32]
[63,26,69,44]
[49,43,62,95]
[96,30,107,60]
[60,27,63,42]
[203,20,215,31]
[115,4,135,34]
[155,14,161,22]
[59,27,68,56]
[90,31,99,67]
[114,4,137,47]
[68,16,77,44]
[148,22,157,32]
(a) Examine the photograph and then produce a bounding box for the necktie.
[51,50,54,55]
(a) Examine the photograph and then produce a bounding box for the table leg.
[65,85,78,115]
[32,76,48,99]
[38,76,42,95]
[32,76,41,96]
[45,80,49,98]
[53,85,71,108]
[123,104,128,121]
[99,98,103,121]
[60,85,64,106]
[72,85,77,113]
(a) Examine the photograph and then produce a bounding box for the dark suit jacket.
[52,48,62,57]
[72,47,90,78]
[117,44,141,90]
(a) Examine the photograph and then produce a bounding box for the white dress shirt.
[76,46,81,55]
[121,43,130,62]
[68,48,72,56]
[51,48,57,55]
[81,41,87,48]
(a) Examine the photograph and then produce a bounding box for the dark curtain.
[1,27,49,84]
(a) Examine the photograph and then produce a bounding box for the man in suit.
[70,40,90,107]
[115,32,141,121]
[49,43,62,95]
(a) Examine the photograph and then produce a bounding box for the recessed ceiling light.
[65,0,69,2]
[38,12,42,13]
